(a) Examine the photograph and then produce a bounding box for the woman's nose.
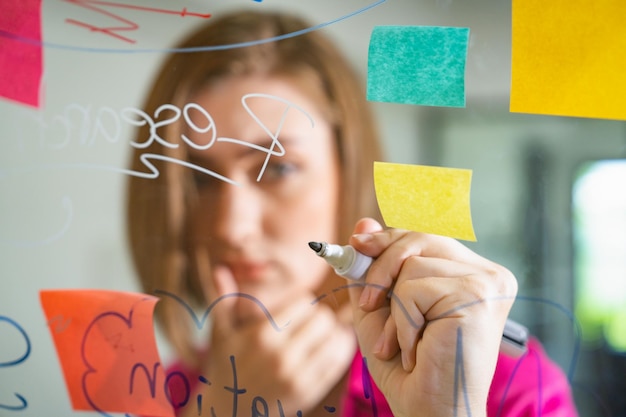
[211,182,261,246]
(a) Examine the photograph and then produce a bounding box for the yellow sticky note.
[374,162,476,241]
[510,0,626,121]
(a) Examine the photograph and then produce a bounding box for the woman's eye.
[262,161,298,181]
[192,169,216,189]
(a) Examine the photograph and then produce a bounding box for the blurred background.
[0,0,624,416]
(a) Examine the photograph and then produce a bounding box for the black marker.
[309,241,529,357]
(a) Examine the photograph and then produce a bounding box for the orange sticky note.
[510,0,626,121]
[374,161,476,241]
[39,290,174,417]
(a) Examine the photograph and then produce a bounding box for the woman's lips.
[227,259,272,282]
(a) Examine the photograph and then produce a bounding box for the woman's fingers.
[352,226,511,312]
[352,224,486,264]
[348,218,518,374]
[346,217,385,311]
[205,264,242,338]
[346,219,520,417]
[373,314,401,361]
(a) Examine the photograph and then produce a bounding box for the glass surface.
[1,1,625,416]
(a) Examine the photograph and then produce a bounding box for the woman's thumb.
[352,217,384,235]
[345,217,383,309]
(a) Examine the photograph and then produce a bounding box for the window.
[572,159,626,352]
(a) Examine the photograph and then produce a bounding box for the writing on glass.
[3,288,583,416]
[0,196,74,248]
[62,0,212,44]
[4,94,314,187]
[42,288,481,417]
[1,93,311,251]
[17,0,387,54]
[0,316,31,411]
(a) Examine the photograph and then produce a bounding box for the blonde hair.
[126,10,383,363]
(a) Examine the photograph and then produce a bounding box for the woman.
[126,10,577,417]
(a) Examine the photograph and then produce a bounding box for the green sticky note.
[367,25,469,107]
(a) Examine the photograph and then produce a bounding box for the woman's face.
[186,75,340,324]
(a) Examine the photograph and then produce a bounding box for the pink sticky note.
[40,289,174,417]
[0,0,43,108]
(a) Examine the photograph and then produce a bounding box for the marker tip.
[308,241,323,253]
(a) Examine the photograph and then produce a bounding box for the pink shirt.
[343,339,578,417]
[164,339,577,417]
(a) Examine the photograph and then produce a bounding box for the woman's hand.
[189,262,356,417]
[348,217,518,417]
